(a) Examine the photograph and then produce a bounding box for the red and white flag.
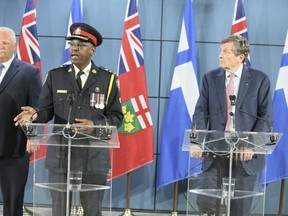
[231,0,250,65]
[112,0,154,178]
[17,0,46,162]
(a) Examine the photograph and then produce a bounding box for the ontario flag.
[112,0,154,179]
[17,0,46,162]
[231,0,250,66]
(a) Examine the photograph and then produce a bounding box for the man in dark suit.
[0,27,41,216]
[15,23,123,216]
[190,35,273,216]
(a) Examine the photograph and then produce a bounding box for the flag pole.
[171,182,179,216]
[121,172,135,216]
[278,179,285,216]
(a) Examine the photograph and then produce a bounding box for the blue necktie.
[0,64,4,77]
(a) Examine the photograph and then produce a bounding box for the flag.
[231,0,250,66]
[17,0,42,78]
[112,0,154,179]
[265,30,288,183]
[63,0,83,64]
[17,0,46,162]
[157,0,200,188]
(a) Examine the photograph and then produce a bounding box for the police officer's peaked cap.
[66,22,102,47]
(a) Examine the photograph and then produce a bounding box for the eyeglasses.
[68,41,90,50]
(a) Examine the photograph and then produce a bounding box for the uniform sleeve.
[103,74,123,128]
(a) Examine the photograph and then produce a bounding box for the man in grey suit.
[190,35,273,216]
[0,27,42,216]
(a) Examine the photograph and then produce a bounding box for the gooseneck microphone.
[80,103,112,140]
[230,95,277,145]
[24,92,75,137]
[190,107,230,144]
[66,92,75,126]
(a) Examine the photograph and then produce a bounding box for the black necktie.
[76,71,84,89]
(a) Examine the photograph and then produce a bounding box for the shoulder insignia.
[50,64,71,72]
[99,66,115,75]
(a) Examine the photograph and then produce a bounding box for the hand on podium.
[14,106,37,126]
[26,140,40,154]
[74,118,94,134]
[190,145,204,159]
[235,146,254,162]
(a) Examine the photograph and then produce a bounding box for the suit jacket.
[193,64,273,174]
[0,57,41,157]
[37,62,123,173]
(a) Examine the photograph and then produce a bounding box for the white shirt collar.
[73,62,92,77]
[225,63,243,78]
[1,54,15,70]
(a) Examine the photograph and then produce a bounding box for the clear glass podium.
[21,122,120,216]
[182,129,282,216]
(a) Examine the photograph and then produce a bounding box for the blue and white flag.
[266,30,288,183]
[157,0,200,188]
[63,0,83,64]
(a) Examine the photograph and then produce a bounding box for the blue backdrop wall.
[0,0,288,214]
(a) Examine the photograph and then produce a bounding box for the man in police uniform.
[15,23,123,216]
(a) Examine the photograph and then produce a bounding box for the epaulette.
[99,66,116,75]
[50,64,71,72]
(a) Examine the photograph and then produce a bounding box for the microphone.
[66,91,75,126]
[24,92,74,138]
[78,103,112,140]
[191,110,230,145]
[230,95,277,145]
[229,95,236,106]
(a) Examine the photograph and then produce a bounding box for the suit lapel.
[0,58,19,93]
[82,65,98,92]
[237,65,252,107]
[64,65,80,91]
[215,69,226,110]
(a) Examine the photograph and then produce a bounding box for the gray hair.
[221,35,250,63]
[0,27,16,44]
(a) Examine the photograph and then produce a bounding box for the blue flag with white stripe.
[157,0,200,188]
[266,30,288,183]
[63,0,83,64]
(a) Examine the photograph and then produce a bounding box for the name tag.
[56,90,68,93]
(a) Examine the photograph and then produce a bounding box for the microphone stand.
[216,96,237,216]
[65,92,75,216]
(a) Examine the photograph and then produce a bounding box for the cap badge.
[75,27,81,35]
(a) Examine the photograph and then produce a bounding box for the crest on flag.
[118,95,153,134]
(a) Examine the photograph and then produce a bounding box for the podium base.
[120,208,135,216]
[70,205,84,215]
[23,206,39,216]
